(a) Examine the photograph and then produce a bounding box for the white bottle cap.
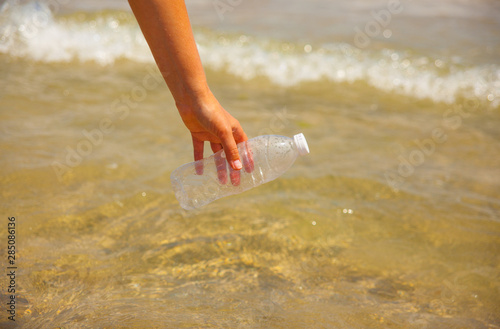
[294,133,310,156]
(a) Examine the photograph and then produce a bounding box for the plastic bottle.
[171,133,310,210]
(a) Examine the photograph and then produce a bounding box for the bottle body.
[171,134,309,210]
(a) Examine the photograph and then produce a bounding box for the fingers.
[232,122,248,144]
[211,142,240,186]
[231,121,253,173]
[214,149,228,185]
[241,142,254,173]
[229,164,240,186]
[192,136,204,175]
[220,128,244,186]
[210,142,223,154]
[218,128,242,171]
[210,142,228,185]
[185,94,249,186]
[222,139,241,186]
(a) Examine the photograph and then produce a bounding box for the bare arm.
[128,0,246,171]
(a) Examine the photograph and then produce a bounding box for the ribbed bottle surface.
[171,134,308,210]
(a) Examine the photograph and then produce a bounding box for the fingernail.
[232,160,242,170]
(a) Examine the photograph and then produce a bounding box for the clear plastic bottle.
[171,133,310,210]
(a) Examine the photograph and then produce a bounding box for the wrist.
[175,82,214,111]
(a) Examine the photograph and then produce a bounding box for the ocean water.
[1,0,499,328]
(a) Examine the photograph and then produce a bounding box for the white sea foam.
[196,34,500,107]
[1,1,498,107]
[0,1,152,64]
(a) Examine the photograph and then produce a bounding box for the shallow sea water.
[1,0,500,328]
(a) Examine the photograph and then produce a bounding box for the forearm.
[128,0,209,106]
[129,0,247,171]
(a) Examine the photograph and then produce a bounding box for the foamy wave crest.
[196,33,500,107]
[0,0,152,64]
[1,1,498,107]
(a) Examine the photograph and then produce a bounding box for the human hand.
[176,89,253,186]
[128,0,253,185]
